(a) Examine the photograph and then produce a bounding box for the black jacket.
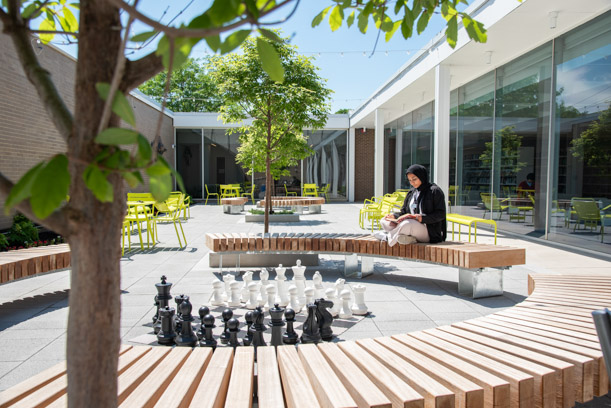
[395,183,447,243]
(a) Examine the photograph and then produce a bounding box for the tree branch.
[0,3,73,140]
[122,51,164,91]
[0,172,72,237]
[28,29,78,37]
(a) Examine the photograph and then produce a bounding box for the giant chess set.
[131,260,370,348]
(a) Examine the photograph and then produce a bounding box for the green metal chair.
[319,184,330,200]
[480,192,509,220]
[243,184,256,204]
[303,183,318,197]
[284,184,297,197]
[572,200,604,242]
[204,184,219,205]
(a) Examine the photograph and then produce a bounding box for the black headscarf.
[406,164,430,191]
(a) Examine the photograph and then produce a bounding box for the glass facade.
[303,129,348,199]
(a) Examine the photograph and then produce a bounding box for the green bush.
[7,214,39,247]
[0,234,8,251]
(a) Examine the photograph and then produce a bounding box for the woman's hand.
[401,214,422,223]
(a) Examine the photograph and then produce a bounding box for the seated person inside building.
[517,173,535,197]
[374,164,447,246]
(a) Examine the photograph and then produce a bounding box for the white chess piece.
[325,288,339,317]
[334,278,345,299]
[228,281,242,307]
[259,268,270,306]
[351,284,368,315]
[246,282,259,310]
[292,260,307,306]
[312,271,324,299]
[265,284,277,311]
[304,286,315,306]
[288,285,301,313]
[339,289,353,319]
[222,274,234,302]
[241,271,253,303]
[275,264,289,307]
[211,281,225,306]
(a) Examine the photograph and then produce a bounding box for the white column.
[348,127,355,202]
[434,64,450,197]
[374,109,385,198]
[395,128,403,191]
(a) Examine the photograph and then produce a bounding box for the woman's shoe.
[373,231,388,241]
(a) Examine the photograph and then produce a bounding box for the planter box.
[244,214,300,223]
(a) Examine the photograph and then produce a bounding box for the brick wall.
[354,128,375,201]
[0,31,174,230]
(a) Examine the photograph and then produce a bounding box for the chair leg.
[135,220,144,250]
[178,220,187,247]
[172,221,182,248]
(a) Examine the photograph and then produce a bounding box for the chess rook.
[351,284,369,315]
[157,306,176,346]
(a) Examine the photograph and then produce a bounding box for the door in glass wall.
[303,130,348,200]
[399,112,413,190]
[176,129,203,199]
[204,128,250,196]
[552,11,611,253]
[384,125,397,194]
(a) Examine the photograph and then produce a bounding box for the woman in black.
[375,164,447,245]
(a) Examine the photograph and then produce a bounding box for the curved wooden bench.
[2,274,608,407]
[0,244,70,284]
[221,197,249,214]
[257,196,325,214]
[205,232,525,298]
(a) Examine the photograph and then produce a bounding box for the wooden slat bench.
[0,244,70,284]
[447,213,498,245]
[2,274,609,408]
[221,197,249,214]
[257,196,325,214]
[205,232,525,298]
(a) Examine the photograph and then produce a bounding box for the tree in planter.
[209,33,331,233]
[0,0,487,405]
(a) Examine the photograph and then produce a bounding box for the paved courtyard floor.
[0,202,610,393]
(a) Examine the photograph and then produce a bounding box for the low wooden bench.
[257,196,326,214]
[221,197,249,214]
[205,232,525,298]
[0,244,70,284]
[2,274,608,408]
[447,213,498,245]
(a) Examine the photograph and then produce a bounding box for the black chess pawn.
[220,308,233,345]
[269,303,285,347]
[157,306,176,346]
[200,314,217,348]
[174,294,188,333]
[197,306,210,340]
[301,304,322,344]
[227,318,240,348]
[282,308,298,345]
[153,275,172,332]
[315,298,334,341]
[251,306,267,347]
[243,311,254,346]
[175,298,198,347]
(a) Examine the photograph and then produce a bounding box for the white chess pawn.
[222,274,234,302]
[275,265,289,307]
[351,284,368,315]
[339,289,353,319]
[326,288,339,317]
[211,280,225,306]
[288,285,302,313]
[259,268,270,306]
[313,271,324,299]
[246,282,259,310]
[304,286,315,306]
[241,271,253,303]
[228,281,242,307]
[292,260,307,306]
[265,284,277,311]
[334,278,345,299]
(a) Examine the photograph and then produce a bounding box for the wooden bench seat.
[0,244,71,284]
[2,274,607,408]
[221,197,249,214]
[205,232,525,298]
[257,196,325,214]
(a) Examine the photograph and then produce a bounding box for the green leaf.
[220,29,251,54]
[22,4,41,19]
[462,14,487,43]
[30,155,70,219]
[146,161,171,177]
[416,9,432,35]
[205,35,221,52]
[62,6,77,31]
[401,13,413,38]
[4,162,44,213]
[95,128,139,145]
[83,165,113,202]
[379,15,394,32]
[244,0,260,18]
[122,171,143,188]
[346,10,355,28]
[159,156,185,192]
[329,5,343,32]
[38,17,56,44]
[157,36,201,70]
[256,37,284,83]
[258,28,280,42]
[312,6,331,28]
[95,83,137,127]
[137,134,152,163]
[208,0,241,25]
[446,15,458,48]
[385,20,402,41]
[149,173,172,202]
[394,0,406,14]
[131,31,157,42]
[357,11,369,34]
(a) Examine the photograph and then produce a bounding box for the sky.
[53,1,453,113]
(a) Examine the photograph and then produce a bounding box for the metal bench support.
[343,254,374,279]
[308,204,322,214]
[223,204,243,214]
[458,267,504,298]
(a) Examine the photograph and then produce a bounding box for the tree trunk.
[264,152,271,234]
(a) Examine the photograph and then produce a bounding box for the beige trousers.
[380,217,430,246]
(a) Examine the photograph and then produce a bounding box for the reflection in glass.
[303,130,347,199]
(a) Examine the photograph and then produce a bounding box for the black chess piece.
[301,304,322,344]
[197,306,210,340]
[200,314,217,348]
[227,318,240,348]
[157,306,176,346]
[269,303,285,347]
[315,298,334,341]
[153,275,172,334]
[174,294,188,333]
[175,298,198,347]
[243,311,254,346]
[251,306,267,347]
[220,308,233,345]
[282,308,298,345]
